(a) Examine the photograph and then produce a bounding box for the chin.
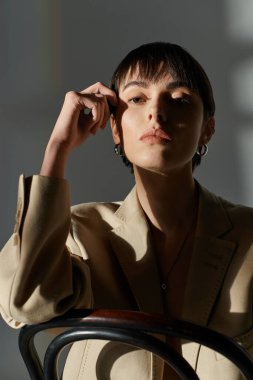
[133,159,172,175]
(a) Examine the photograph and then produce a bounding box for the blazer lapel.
[109,184,237,370]
[182,184,237,368]
[109,187,163,314]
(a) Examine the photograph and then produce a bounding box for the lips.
[140,128,172,143]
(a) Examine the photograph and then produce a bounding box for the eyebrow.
[166,81,192,90]
[122,81,148,91]
[122,80,192,92]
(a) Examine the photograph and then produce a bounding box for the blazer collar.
[183,184,236,322]
[109,184,237,369]
[109,184,236,324]
[182,184,236,368]
[109,187,164,314]
[195,183,233,237]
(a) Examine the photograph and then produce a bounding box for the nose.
[147,97,167,124]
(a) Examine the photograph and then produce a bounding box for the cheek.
[177,110,204,138]
[120,110,140,141]
[175,105,203,124]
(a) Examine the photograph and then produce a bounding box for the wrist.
[40,141,69,179]
[46,137,72,157]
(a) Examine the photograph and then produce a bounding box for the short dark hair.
[110,42,215,170]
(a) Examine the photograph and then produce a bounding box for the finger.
[88,101,107,134]
[80,82,118,106]
[96,94,109,127]
[90,100,101,126]
[91,93,109,129]
[79,94,101,122]
[92,96,109,131]
[102,97,110,126]
[74,92,108,132]
[76,101,100,133]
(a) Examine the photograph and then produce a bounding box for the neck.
[134,165,198,234]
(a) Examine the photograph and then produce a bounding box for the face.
[111,71,214,175]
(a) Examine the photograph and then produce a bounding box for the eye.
[128,96,145,104]
[173,96,191,105]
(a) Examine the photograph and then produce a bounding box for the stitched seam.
[152,353,156,380]
[78,340,91,380]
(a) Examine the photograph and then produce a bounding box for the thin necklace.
[160,210,197,291]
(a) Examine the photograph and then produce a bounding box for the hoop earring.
[114,144,124,157]
[196,144,208,157]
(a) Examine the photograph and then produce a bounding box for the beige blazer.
[0,175,253,379]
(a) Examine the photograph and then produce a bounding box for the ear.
[110,115,121,144]
[199,117,215,145]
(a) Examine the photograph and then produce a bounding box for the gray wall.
[1,0,253,378]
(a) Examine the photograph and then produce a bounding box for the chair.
[19,309,253,380]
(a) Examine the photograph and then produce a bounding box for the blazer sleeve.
[0,175,92,328]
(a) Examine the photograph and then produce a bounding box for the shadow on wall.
[224,0,253,205]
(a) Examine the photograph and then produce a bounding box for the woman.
[0,42,252,379]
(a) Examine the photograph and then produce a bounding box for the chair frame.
[19,309,253,380]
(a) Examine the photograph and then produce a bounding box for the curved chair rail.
[19,309,253,380]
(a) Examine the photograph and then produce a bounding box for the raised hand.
[40,82,117,178]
